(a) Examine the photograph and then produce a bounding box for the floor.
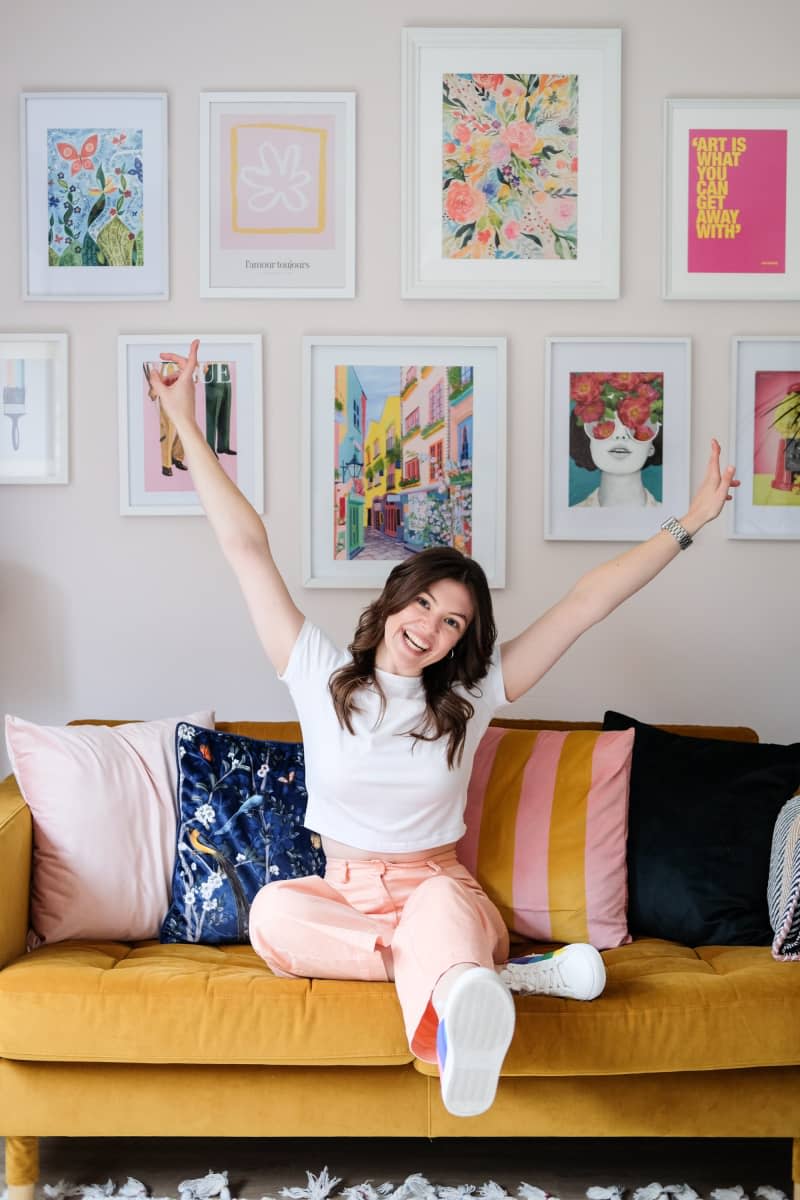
[1,1137,792,1198]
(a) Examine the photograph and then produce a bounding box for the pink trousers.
[248,849,509,1062]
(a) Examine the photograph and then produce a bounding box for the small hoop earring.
[449,648,455,660]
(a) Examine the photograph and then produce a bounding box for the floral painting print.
[442,73,578,260]
[568,372,664,508]
[333,364,473,561]
[47,128,144,266]
[752,372,800,506]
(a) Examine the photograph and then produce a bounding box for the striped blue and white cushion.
[769,794,800,960]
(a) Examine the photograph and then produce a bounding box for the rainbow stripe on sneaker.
[506,948,566,966]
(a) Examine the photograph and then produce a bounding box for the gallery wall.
[1,0,797,778]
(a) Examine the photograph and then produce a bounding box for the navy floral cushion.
[160,723,325,945]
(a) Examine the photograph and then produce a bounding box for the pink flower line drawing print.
[333,364,473,561]
[442,73,578,260]
[226,119,331,240]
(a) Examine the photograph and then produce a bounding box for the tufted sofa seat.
[0,939,797,1078]
[1,718,799,1200]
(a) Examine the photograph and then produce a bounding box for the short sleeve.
[278,620,346,711]
[455,642,508,718]
[481,643,509,712]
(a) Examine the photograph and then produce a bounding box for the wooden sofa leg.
[6,1135,39,1198]
[793,1137,800,1200]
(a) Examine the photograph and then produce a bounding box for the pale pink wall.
[1,0,799,779]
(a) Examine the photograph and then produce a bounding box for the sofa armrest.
[0,774,32,969]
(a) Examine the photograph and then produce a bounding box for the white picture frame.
[663,98,800,301]
[200,91,356,298]
[0,333,68,484]
[730,336,800,539]
[545,337,691,541]
[21,92,169,301]
[118,334,263,516]
[402,27,621,300]
[303,335,506,587]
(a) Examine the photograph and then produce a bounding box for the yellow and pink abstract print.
[458,727,634,950]
[442,73,578,261]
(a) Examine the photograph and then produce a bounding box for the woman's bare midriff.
[322,835,458,862]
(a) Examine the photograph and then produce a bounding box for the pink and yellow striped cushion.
[459,727,635,949]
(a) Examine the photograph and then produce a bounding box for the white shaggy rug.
[0,1168,786,1200]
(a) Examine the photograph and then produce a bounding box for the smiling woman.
[145,338,738,1124]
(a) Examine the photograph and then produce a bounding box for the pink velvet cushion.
[459,727,634,950]
[5,711,214,943]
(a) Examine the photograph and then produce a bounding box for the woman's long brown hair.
[328,548,497,768]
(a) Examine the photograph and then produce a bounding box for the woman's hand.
[683,438,740,533]
[146,339,200,430]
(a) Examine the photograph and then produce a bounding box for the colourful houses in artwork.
[364,392,403,544]
[333,364,474,560]
[334,365,366,559]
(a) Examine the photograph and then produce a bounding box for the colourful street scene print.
[333,365,474,561]
[47,128,144,266]
[442,73,578,261]
[752,372,800,506]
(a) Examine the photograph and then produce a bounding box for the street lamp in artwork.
[341,448,364,482]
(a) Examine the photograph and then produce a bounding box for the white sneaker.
[436,966,515,1118]
[498,944,606,1000]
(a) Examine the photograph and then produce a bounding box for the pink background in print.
[142,364,238,493]
[687,127,787,274]
[753,370,799,474]
[219,113,336,251]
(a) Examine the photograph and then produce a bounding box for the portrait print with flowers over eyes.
[568,372,664,507]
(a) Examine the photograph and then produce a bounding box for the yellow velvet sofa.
[1,718,799,1200]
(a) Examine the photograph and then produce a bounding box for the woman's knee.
[248,878,318,954]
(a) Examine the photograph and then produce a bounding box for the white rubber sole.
[437,967,515,1118]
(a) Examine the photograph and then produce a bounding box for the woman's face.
[584,414,657,475]
[376,577,474,677]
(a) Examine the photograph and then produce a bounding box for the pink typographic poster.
[688,128,787,274]
[219,114,336,252]
[142,361,238,494]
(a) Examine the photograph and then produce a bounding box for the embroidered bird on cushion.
[188,827,250,942]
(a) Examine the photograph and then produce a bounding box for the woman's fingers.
[158,340,200,386]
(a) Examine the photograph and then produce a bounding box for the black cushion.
[602,711,800,946]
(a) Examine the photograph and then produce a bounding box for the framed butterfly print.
[21,93,169,301]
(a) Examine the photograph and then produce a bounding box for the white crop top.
[279,620,508,853]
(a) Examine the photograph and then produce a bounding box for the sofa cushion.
[603,710,800,945]
[1,938,797,1077]
[160,725,325,945]
[458,727,634,949]
[4,711,215,944]
[0,941,411,1066]
[768,793,800,959]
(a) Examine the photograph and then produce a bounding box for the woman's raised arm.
[147,339,303,675]
[500,439,739,704]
